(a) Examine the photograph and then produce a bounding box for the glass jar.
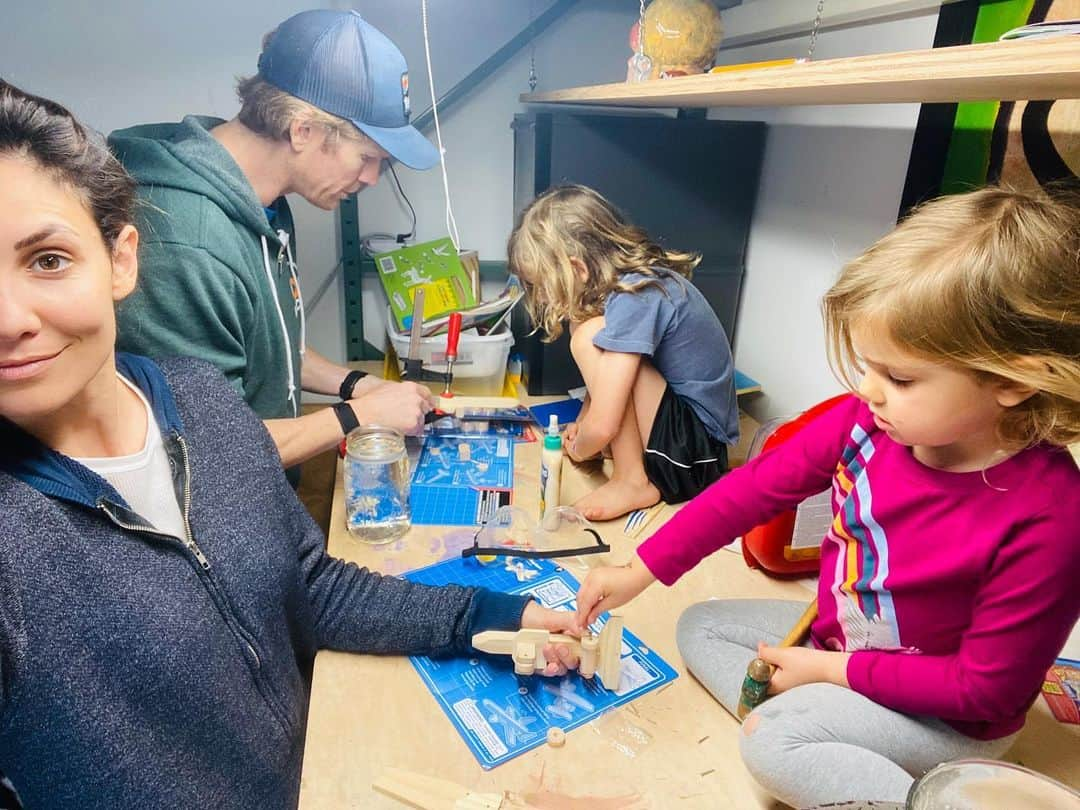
[907,759,1080,810]
[343,426,411,544]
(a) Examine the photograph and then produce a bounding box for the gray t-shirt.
[592,271,739,444]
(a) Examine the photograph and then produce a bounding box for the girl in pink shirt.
[574,186,1080,807]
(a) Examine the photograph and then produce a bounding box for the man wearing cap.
[110,10,438,474]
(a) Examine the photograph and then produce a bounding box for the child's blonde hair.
[508,184,701,341]
[823,185,1080,449]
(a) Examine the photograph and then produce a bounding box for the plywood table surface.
[298,390,1079,809]
[298,403,806,809]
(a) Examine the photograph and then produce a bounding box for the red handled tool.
[442,312,462,397]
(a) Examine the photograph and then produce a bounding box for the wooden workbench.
[298,388,1080,809]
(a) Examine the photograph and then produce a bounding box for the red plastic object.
[442,312,463,397]
[741,394,850,576]
[445,312,462,361]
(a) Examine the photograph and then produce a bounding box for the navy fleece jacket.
[0,355,527,809]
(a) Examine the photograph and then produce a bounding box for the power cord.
[388,161,416,244]
[420,0,462,251]
[306,161,419,315]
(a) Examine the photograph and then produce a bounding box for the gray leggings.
[676,599,1015,808]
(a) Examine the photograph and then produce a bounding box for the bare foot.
[573,477,660,522]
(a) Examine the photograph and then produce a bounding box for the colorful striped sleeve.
[637,395,858,585]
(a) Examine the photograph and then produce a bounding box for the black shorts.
[644,386,728,504]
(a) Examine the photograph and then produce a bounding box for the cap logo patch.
[401,72,410,119]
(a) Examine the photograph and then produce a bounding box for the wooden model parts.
[373,767,505,809]
[578,633,599,680]
[471,613,624,691]
[546,727,566,747]
[593,614,624,690]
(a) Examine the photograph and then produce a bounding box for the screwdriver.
[442,312,462,397]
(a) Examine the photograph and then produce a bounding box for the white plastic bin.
[386,308,513,396]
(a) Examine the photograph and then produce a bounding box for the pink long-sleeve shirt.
[638,395,1080,739]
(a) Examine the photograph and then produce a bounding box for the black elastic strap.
[461,527,610,560]
[332,401,360,436]
[338,369,368,401]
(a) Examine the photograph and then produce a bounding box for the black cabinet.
[511,111,765,394]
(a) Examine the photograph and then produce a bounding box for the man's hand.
[520,602,581,677]
[574,555,657,630]
[350,381,436,436]
[757,644,851,694]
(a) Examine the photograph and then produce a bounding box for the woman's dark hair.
[0,80,135,247]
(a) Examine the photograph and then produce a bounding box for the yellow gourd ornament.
[641,0,724,79]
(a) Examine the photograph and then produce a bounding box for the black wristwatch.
[332,401,360,437]
[338,369,368,401]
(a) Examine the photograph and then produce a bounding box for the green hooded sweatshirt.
[110,115,303,422]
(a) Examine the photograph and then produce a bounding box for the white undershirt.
[76,374,187,539]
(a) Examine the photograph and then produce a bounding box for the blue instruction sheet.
[411,436,514,526]
[403,556,679,769]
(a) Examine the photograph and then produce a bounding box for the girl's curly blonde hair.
[823,184,1080,449]
[508,185,701,341]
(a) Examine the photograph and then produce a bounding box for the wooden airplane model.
[471,614,624,690]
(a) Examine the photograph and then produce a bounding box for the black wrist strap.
[338,369,368,401]
[332,401,360,437]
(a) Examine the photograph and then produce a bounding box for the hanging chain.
[637,0,648,61]
[807,0,826,60]
[628,0,653,82]
[528,0,538,91]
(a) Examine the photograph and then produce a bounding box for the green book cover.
[373,237,477,331]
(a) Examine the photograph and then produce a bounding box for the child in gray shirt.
[509,184,737,520]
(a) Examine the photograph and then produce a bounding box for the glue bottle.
[539,414,563,531]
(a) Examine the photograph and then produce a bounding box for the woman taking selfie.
[0,81,578,809]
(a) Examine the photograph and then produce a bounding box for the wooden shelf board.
[521,37,1080,108]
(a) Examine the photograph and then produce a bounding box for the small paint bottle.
[539,415,563,531]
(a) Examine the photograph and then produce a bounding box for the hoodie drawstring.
[260,234,299,417]
[278,230,306,358]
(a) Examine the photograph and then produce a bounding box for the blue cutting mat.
[411,436,514,526]
[404,556,679,769]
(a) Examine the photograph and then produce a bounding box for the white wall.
[2,1,940,419]
[709,10,941,421]
[0,0,576,372]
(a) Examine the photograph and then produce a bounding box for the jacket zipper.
[174,436,213,564]
[97,500,265,658]
[97,499,297,733]
[95,446,298,733]
[172,433,297,727]
[97,436,264,674]
[175,434,260,669]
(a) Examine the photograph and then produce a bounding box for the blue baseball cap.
[257,10,439,170]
